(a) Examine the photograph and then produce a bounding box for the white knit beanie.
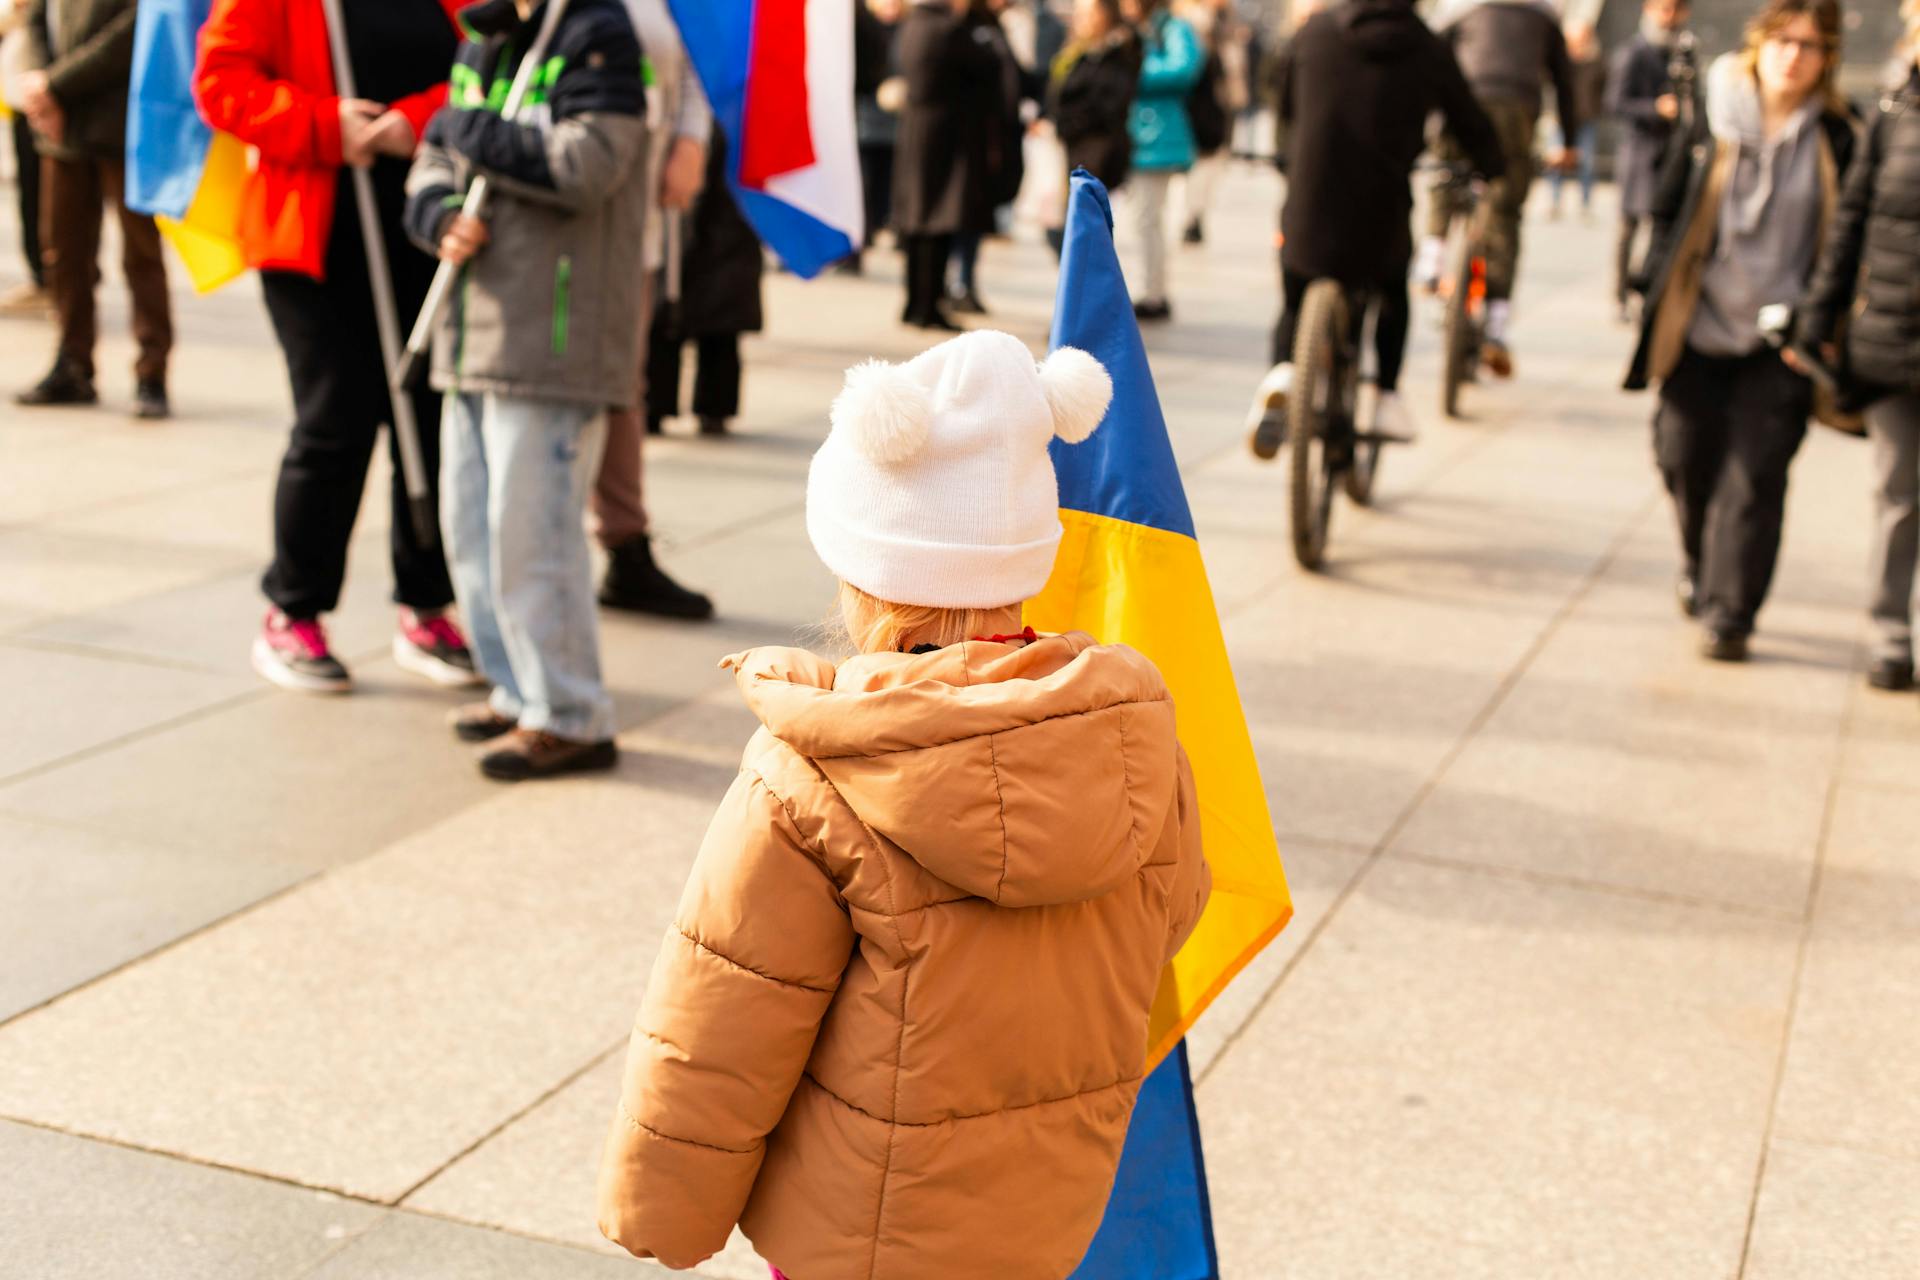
[806,330,1114,609]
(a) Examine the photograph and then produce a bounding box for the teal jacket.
[1127,11,1203,173]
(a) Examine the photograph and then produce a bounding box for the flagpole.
[394,0,572,392]
[316,0,438,548]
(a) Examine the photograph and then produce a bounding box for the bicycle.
[1286,279,1393,571]
[1427,162,1489,421]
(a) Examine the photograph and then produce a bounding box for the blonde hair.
[1739,0,1845,114]
[835,583,1013,655]
[1906,0,1920,52]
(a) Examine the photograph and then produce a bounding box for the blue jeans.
[1551,121,1597,211]
[442,391,614,742]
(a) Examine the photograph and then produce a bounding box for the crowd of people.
[1,0,1917,763]
[1255,0,1920,689]
[2,0,1919,1274]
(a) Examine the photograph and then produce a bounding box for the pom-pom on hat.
[806,330,1113,609]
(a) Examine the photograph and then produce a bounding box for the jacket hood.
[1334,0,1427,59]
[723,633,1179,908]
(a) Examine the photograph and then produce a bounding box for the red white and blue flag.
[670,0,863,278]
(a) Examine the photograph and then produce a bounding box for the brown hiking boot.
[478,728,617,782]
[449,702,517,743]
[1481,339,1514,379]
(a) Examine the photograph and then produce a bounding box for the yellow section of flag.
[1028,509,1292,1070]
[155,129,248,293]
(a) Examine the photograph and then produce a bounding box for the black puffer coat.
[1275,0,1503,284]
[1049,29,1142,191]
[892,0,1000,237]
[1798,67,1920,399]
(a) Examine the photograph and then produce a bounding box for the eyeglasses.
[1765,34,1831,57]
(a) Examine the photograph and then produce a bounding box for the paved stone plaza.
[1,167,1916,1278]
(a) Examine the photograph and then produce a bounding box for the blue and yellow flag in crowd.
[1029,169,1293,1280]
[126,0,248,292]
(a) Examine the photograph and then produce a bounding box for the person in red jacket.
[195,0,480,695]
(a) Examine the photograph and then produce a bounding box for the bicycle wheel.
[1289,279,1347,571]
[1441,227,1475,420]
[1344,305,1380,506]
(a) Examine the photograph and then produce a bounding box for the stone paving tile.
[1185,839,1369,1081]
[0,524,254,635]
[1771,781,1920,1166]
[305,1210,679,1280]
[0,748,717,1203]
[0,641,254,781]
[1837,678,1920,793]
[401,1054,777,1280]
[0,658,494,866]
[16,557,404,678]
[1198,858,1797,1278]
[1743,1139,1920,1280]
[1391,506,1858,915]
[0,1118,382,1280]
[0,813,310,1024]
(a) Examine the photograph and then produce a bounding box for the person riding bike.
[1250,0,1502,458]
[1416,0,1581,378]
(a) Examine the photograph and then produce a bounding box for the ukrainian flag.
[127,0,247,293]
[1030,170,1292,1280]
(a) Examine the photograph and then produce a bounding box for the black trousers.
[258,210,451,618]
[1617,216,1644,306]
[901,232,953,325]
[1654,347,1811,637]
[12,114,41,285]
[646,331,742,422]
[1271,263,1410,394]
[858,142,893,247]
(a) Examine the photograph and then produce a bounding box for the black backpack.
[1187,50,1229,155]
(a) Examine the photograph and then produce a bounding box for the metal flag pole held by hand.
[318,0,439,549]
[393,0,572,394]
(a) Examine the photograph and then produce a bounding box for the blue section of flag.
[1069,1042,1220,1280]
[668,0,854,279]
[126,0,215,219]
[734,187,854,277]
[1049,166,1217,1280]
[1047,170,1196,539]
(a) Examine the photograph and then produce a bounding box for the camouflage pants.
[1426,97,1537,303]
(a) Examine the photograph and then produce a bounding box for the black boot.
[599,535,714,619]
[17,360,97,407]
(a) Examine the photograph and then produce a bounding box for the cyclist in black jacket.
[1248,0,1500,457]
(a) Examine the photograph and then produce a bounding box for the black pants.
[646,331,742,422]
[1271,263,1409,394]
[950,229,981,294]
[1654,347,1811,637]
[858,142,893,247]
[1617,216,1644,306]
[901,232,953,325]
[12,114,41,285]
[259,207,451,618]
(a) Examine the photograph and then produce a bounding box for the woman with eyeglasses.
[1793,0,1920,694]
[1624,0,1859,664]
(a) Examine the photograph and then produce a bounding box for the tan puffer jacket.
[598,632,1211,1279]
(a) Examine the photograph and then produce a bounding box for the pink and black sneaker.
[252,608,351,694]
[393,607,482,687]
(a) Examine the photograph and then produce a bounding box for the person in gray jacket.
[404,0,649,781]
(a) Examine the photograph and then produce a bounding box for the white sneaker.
[1485,299,1512,345]
[1371,390,1417,444]
[1246,362,1294,459]
[1413,237,1445,294]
